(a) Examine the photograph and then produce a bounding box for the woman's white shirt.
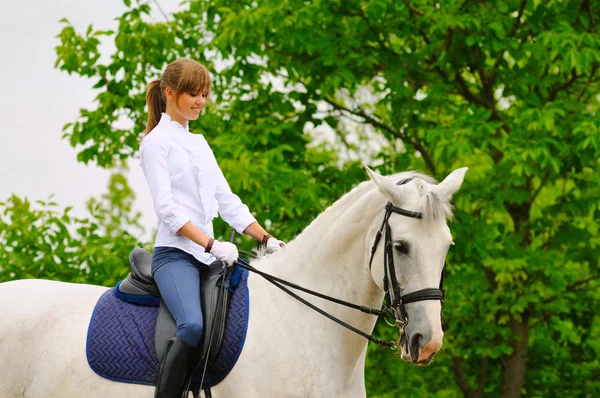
[140,113,256,263]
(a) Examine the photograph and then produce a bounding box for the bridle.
[368,179,445,338]
[236,177,446,349]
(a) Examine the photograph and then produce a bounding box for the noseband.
[368,178,445,333]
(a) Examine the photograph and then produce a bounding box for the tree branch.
[401,113,438,175]
[577,65,598,100]
[324,97,438,175]
[493,0,528,71]
[478,67,495,106]
[583,0,596,32]
[455,71,495,109]
[531,169,552,203]
[324,97,400,139]
[541,277,598,305]
[501,314,531,398]
[476,357,489,398]
[510,0,528,37]
[582,85,600,103]
[452,357,476,398]
[402,0,425,16]
[568,277,597,291]
[355,8,403,58]
[418,27,431,45]
[418,29,452,83]
[485,268,499,290]
[549,69,580,101]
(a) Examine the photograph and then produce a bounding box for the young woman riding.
[141,58,285,397]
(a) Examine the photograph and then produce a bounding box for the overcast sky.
[0,0,182,239]
[0,0,385,245]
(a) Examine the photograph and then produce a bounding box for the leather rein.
[236,178,446,349]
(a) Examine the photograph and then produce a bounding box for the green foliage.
[0,173,151,287]
[44,0,600,396]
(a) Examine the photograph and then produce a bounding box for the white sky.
[0,0,182,239]
[0,0,387,244]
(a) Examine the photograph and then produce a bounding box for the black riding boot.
[155,336,194,398]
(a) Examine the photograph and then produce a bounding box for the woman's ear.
[164,86,174,102]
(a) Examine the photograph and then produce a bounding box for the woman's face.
[176,91,208,121]
[165,87,208,123]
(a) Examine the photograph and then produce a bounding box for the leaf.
[489,21,506,39]
[46,1,600,396]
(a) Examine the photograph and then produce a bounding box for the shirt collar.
[159,112,189,133]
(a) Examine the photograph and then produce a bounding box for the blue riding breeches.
[151,246,208,347]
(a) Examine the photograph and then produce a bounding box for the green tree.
[0,173,150,286]
[53,0,599,397]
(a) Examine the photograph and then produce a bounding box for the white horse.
[0,167,467,398]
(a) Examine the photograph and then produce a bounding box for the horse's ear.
[365,166,399,198]
[433,167,468,200]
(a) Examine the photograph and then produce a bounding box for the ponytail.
[145,78,165,135]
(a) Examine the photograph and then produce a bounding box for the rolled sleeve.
[140,134,191,234]
[215,169,257,234]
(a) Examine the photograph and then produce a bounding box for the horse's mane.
[335,170,454,223]
[253,170,453,260]
[389,171,454,223]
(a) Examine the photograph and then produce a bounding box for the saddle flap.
[154,260,233,368]
[199,261,231,363]
[155,301,177,361]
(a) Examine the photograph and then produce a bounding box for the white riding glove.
[209,240,238,266]
[266,237,286,254]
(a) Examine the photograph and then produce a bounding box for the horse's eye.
[394,241,410,255]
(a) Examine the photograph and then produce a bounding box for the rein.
[235,259,395,347]
[235,178,446,349]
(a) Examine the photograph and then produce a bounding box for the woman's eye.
[394,242,410,255]
[190,92,198,97]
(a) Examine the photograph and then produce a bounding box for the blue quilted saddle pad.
[86,268,249,388]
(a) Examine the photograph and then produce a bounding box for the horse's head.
[365,167,467,366]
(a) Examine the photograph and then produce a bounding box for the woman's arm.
[177,221,212,249]
[140,134,191,234]
[178,221,238,264]
[242,221,270,244]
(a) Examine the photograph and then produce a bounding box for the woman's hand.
[266,237,286,254]
[210,240,238,265]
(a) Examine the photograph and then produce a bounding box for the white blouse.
[140,113,256,263]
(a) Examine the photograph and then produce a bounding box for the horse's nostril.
[409,333,422,363]
[412,333,423,346]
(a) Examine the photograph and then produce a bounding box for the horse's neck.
[263,181,381,287]
[255,182,386,361]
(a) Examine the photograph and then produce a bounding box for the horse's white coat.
[0,168,466,397]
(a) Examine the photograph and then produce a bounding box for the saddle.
[117,247,234,368]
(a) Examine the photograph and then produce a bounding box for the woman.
[140,58,285,397]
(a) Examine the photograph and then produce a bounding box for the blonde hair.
[145,58,212,134]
